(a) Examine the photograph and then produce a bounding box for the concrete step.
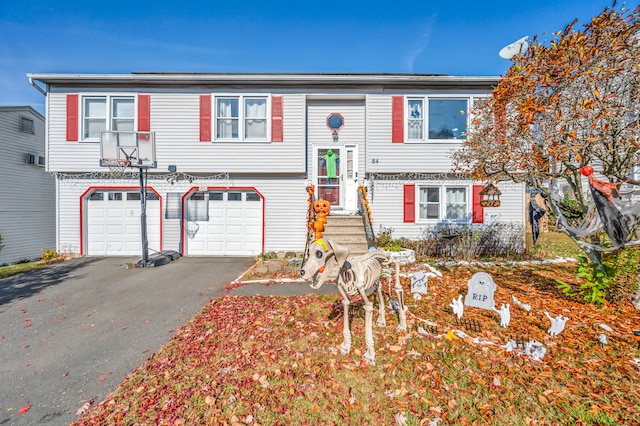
[321,214,370,255]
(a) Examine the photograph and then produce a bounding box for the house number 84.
[371,158,379,164]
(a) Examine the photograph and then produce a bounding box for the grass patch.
[73,263,640,425]
[528,231,582,260]
[0,261,44,279]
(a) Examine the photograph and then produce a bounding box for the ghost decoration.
[450,295,464,320]
[494,304,511,328]
[545,312,569,336]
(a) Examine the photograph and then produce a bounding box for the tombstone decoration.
[411,271,428,300]
[545,312,569,336]
[450,295,464,320]
[464,272,497,310]
[494,304,511,327]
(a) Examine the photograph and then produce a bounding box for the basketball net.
[102,158,131,178]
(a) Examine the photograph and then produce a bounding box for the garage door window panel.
[188,193,209,221]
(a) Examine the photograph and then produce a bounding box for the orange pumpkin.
[313,199,331,215]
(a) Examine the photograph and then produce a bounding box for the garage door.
[87,190,161,256]
[186,190,262,256]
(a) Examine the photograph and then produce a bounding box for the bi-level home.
[26,73,525,258]
[0,106,55,264]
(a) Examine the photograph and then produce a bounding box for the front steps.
[321,214,371,255]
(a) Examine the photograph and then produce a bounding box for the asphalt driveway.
[0,256,253,425]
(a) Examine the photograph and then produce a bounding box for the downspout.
[29,77,47,96]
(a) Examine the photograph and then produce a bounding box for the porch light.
[479,183,502,207]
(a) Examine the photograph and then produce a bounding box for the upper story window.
[19,116,34,134]
[418,186,469,222]
[82,96,135,141]
[215,95,268,141]
[406,97,470,142]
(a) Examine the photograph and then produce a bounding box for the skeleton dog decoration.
[300,238,407,364]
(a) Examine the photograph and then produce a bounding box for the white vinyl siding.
[370,180,526,240]
[0,107,55,264]
[45,92,305,174]
[306,99,366,182]
[366,93,491,173]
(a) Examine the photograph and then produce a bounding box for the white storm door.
[344,145,359,211]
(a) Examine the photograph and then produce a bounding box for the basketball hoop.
[102,158,131,178]
[186,222,200,239]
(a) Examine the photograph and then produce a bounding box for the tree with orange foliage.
[453,5,640,245]
[453,4,640,306]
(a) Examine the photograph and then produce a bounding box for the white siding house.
[27,73,525,258]
[0,106,55,265]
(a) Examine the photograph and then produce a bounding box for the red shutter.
[472,185,484,223]
[271,95,283,142]
[138,94,150,131]
[199,95,211,142]
[392,96,404,143]
[66,94,79,141]
[403,184,415,223]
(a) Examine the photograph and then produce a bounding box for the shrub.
[556,255,614,306]
[40,247,61,264]
[374,223,525,260]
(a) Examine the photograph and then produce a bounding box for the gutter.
[29,77,47,96]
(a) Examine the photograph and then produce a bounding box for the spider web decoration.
[549,177,640,252]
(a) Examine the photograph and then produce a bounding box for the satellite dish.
[499,36,529,59]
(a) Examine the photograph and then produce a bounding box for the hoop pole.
[139,167,149,267]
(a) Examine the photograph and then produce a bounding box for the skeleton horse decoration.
[300,238,407,364]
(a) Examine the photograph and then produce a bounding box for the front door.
[314,146,359,212]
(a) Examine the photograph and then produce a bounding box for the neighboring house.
[0,106,55,265]
[26,73,526,258]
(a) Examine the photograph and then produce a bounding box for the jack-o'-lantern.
[313,199,331,215]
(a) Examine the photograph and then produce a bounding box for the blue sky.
[0,0,616,114]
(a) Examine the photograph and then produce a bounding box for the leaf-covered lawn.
[74,263,640,425]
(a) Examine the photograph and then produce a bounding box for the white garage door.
[87,190,161,256]
[186,190,262,256]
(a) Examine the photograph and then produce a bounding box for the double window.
[82,96,135,141]
[215,96,268,141]
[418,186,468,221]
[407,97,471,142]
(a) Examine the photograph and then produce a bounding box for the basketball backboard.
[100,131,157,169]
